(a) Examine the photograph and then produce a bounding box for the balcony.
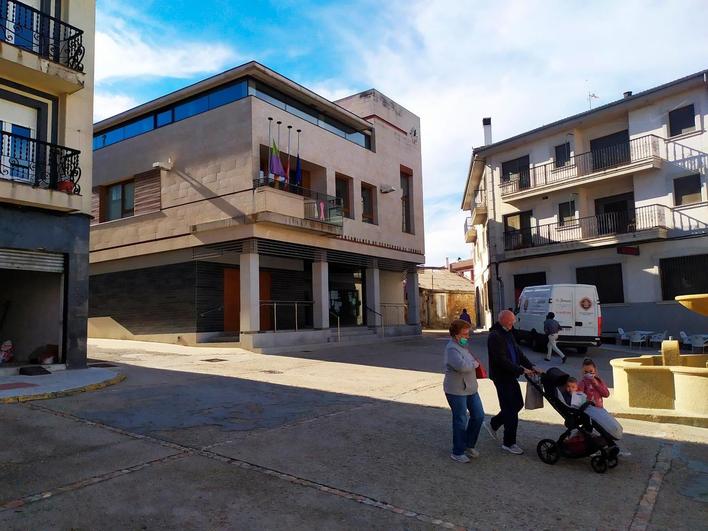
[469,188,487,224]
[464,217,477,243]
[503,204,677,258]
[500,135,663,200]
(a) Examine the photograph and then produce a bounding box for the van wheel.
[576,346,588,354]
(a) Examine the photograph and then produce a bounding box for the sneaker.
[464,448,480,458]
[450,453,470,463]
[561,355,567,364]
[483,421,499,441]
[544,356,551,361]
[501,444,524,455]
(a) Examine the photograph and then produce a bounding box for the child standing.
[577,358,610,408]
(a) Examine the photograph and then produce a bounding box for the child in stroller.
[526,367,623,473]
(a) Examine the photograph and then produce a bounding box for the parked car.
[515,284,602,353]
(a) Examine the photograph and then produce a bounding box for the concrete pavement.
[1,332,706,529]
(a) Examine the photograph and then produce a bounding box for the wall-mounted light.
[380,185,397,194]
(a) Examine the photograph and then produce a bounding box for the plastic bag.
[524,375,544,410]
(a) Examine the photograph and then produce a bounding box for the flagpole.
[296,129,301,186]
[267,117,273,185]
[286,125,292,187]
[277,121,282,186]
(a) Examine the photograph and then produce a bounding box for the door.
[7,0,42,52]
[595,193,634,235]
[223,269,240,332]
[259,271,272,330]
[504,211,533,249]
[1,101,38,184]
[574,285,599,338]
[552,286,575,336]
[590,130,630,172]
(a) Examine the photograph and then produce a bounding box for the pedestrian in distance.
[459,308,472,324]
[484,310,540,455]
[444,319,485,463]
[544,312,567,363]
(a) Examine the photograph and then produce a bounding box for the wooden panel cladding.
[90,187,107,224]
[133,168,162,216]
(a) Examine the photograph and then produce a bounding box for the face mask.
[459,338,469,346]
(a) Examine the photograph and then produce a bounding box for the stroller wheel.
[591,455,608,473]
[607,457,618,469]
[537,439,560,465]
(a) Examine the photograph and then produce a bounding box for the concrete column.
[405,270,420,325]
[240,245,260,333]
[312,256,329,329]
[366,265,381,327]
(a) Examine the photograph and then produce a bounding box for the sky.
[94,0,708,266]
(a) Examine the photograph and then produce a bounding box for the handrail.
[199,305,223,318]
[0,0,85,71]
[500,134,663,195]
[365,305,384,337]
[329,311,341,342]
[259,300,313,332]
[253,176,344,226]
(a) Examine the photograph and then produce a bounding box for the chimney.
[483,117,492,145]
[623,91,633,98]
[445,257,450,270]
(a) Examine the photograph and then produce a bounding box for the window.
[558,200,576,226]
[208,81,248,109]
[156,109,173,127]
[10,125,32,180]
[335,174,353,218]
[660,254,708,300]
[669,104,695,137]
[673,174,702,206]
[106,180,135,221]
[123,116,154,140]
[503,210,533,250]
[401,170,413,233]
[174,95,209,122]
[576,263,624,303]
[554,142,570,168]
[361,182,377,224]
[501,155,530,183]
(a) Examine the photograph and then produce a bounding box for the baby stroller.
[526,367,622,473]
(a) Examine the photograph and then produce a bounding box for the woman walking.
[444,319,485,463]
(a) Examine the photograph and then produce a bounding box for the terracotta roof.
[418,268,474,292]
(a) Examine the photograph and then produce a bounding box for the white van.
[515,284,602,354]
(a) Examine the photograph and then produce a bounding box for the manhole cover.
[202,358,227,363]
[260,370,283,374]
[89,363,117,368]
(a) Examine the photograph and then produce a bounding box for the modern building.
[418,266,475,329]
[462,71,708,338]
[0,0,95,368]
[88,62,424,351]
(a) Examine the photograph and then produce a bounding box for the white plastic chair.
[629,331,648,349]
[690,335,708,353]
[679,331,692,350]
[650,330,668,346]
[617,327,629,345]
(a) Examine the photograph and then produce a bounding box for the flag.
[294,154,302,186]
[270,140,286,177]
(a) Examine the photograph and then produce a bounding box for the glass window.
[208,81,247,109]
[156,109,173,127]
[660,254,708,300]
[335,176,352,218]
[93,136,104,150]
[669,104,695,137]
[319,116,347,138]
[254,85,286,110]
[10,125,32,180]
[554,142,570,168]
[123,181,135,216]
[361,182,376,224]
[577,263,624,303]
[123,116,154,140]
[174,95,209,122]
[558,200,575,226]
[674,174,702,206]
[106,180,135,221]
[401,171,412,233]
[101,127,125,148]
[501,155,530,183]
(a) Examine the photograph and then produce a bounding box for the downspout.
[487,160,504,315]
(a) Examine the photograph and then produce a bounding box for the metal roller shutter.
[0,248,65,273]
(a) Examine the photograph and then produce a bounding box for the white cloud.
[314,0,708,265]
[93,92,140,122]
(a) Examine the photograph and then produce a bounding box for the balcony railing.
[504,204,670,251]
[471,188,486,207]
[253,177,344,227]
[464,216,474,234]
[500,135,662,196]
[0,0,85,72]
[1,131,81,193]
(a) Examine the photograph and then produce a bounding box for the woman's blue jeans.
[445,392,485,456]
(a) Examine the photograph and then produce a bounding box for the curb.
[0,373,126,404]
[613,411,708,429]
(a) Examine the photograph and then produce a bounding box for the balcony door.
[504,210,533,250]
[595,193,634,236]
[0,99,38,184]
[590,130,629,172]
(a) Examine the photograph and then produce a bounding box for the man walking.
[544,312,566,362]
[484,310,537,454]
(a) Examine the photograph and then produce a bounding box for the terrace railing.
[0,130,81,193]
[0,0,85,72]
[253,176,344,227]
[500,135,663,195]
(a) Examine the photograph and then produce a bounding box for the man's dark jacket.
[487,322,533,381]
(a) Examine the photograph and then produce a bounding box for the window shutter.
[133,169,162,216]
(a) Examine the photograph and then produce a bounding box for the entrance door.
[595,193,634,236]
[590,130,630,172]
[223,269,240,332]
[513,271,547,308]
[504,211,533,250]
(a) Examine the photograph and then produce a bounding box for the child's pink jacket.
[578,376,610,408]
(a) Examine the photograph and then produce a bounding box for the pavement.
[0,366,124,403]
[1,332,706,529]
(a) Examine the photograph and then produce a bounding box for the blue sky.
[95,0,708,266]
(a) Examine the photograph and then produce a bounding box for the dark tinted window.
[554,142,570,168]
[660,254,708,300]
[156,109,173,127]
[123,116,154,139]
[576,263,624,303]
[501,155,530,182]
[558,200,575,225]
[174,96,209,121]
[208,81,247,109]
[673,174,702,206]
[361,183,376,224]
[669,104,695,137]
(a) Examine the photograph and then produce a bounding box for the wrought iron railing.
[0,0,85,72]
[464,216,474,234]
[253,176,344,227]
[471,188,486,207]
[503,204,671,251]
[0,131,81,193]
[500,135,663,195]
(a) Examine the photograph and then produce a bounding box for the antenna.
[588,92,599,109]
